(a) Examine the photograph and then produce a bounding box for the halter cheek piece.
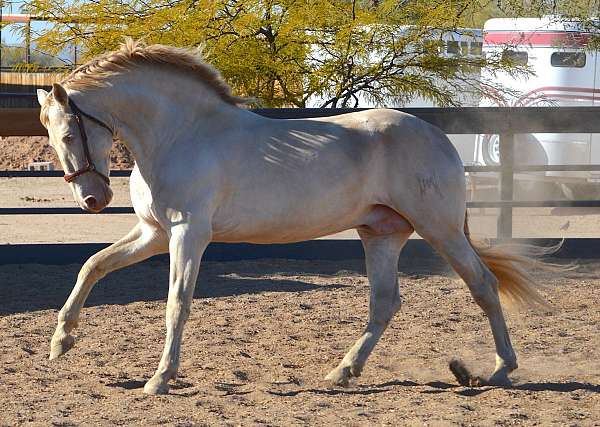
[63,98,113,186]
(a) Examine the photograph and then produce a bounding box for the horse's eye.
[63,135,74,144]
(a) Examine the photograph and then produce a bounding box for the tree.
[22,0,534,107]
[1,40,66,68]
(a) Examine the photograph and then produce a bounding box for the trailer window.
[447,41,479,56]
[551,52,586,68]
[447,41,459,54]
[460,41,469,55]
[470,42,482,56]
[501,50,528,66]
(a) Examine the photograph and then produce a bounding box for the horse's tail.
[463,211,566,310]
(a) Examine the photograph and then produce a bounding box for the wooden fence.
[0,71,66,100]
[3,96,600,239]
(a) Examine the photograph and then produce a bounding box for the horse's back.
[315,108,464,185]
[314,108,460,161]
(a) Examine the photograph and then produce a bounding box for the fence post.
[497,133,515,240]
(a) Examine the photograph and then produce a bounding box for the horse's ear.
[37,89,49,106]
[51,83,69,106]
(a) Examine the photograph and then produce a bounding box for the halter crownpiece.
[63,98,113,185]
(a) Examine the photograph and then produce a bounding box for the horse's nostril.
[84,196,97,209]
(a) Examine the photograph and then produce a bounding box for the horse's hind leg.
[325,225,412,387]
[49,221,168,360]
[420,228,517,386]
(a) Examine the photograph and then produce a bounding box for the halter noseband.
[63,98,113,185]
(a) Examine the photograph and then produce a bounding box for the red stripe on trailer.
[520,94,595,106]
[519,87,597,106]
[485,86,599,107]
[484,31,590,47]
[523,86,600,96]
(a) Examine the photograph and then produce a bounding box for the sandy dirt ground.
[0,257,599,426]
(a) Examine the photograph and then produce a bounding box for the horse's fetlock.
[504,356,518,371]
[496,352,518,372]
[57,313,79,331]
[325,365,352,387]
[157,366,178,381]
[350,364,363,378]
[65,320,78,331]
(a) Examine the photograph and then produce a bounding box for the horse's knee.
[77,255,107,283]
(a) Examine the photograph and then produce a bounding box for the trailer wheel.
[481,134,500,166]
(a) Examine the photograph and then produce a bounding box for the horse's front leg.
[144,223,211,395]
[50,222,167,359]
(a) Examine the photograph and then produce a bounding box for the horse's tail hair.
[463,211,569,310]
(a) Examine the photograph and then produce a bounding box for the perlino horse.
[37,39,548,395]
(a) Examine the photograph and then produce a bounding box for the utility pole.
[25,20,30,64]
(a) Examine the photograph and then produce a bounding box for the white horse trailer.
[476,17,600,199]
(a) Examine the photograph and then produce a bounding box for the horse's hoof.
[49,334,75,360]
[449,359,489,387]
[143,378,170,395]
[487,372,513,387]
[324,366,351,387]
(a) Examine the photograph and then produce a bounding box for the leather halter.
[63,98,112,185]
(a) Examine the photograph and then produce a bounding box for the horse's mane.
[61,38,244,105]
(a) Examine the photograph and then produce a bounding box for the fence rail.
[0,170,132,178]
[3,101,600,239]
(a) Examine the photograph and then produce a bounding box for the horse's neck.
[86,69,241,176]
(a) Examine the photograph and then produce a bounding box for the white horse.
[37,40,549,395]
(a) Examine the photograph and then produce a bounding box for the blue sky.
[2,1,75,64]
[1,1,51,45]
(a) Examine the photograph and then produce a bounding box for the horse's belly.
[213,228,347,244]
[211,202,368,244]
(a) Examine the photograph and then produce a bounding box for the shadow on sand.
[107,376,599,397]
[265,378,600,398]
[421,380,600,396]
[0,257,451,315]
